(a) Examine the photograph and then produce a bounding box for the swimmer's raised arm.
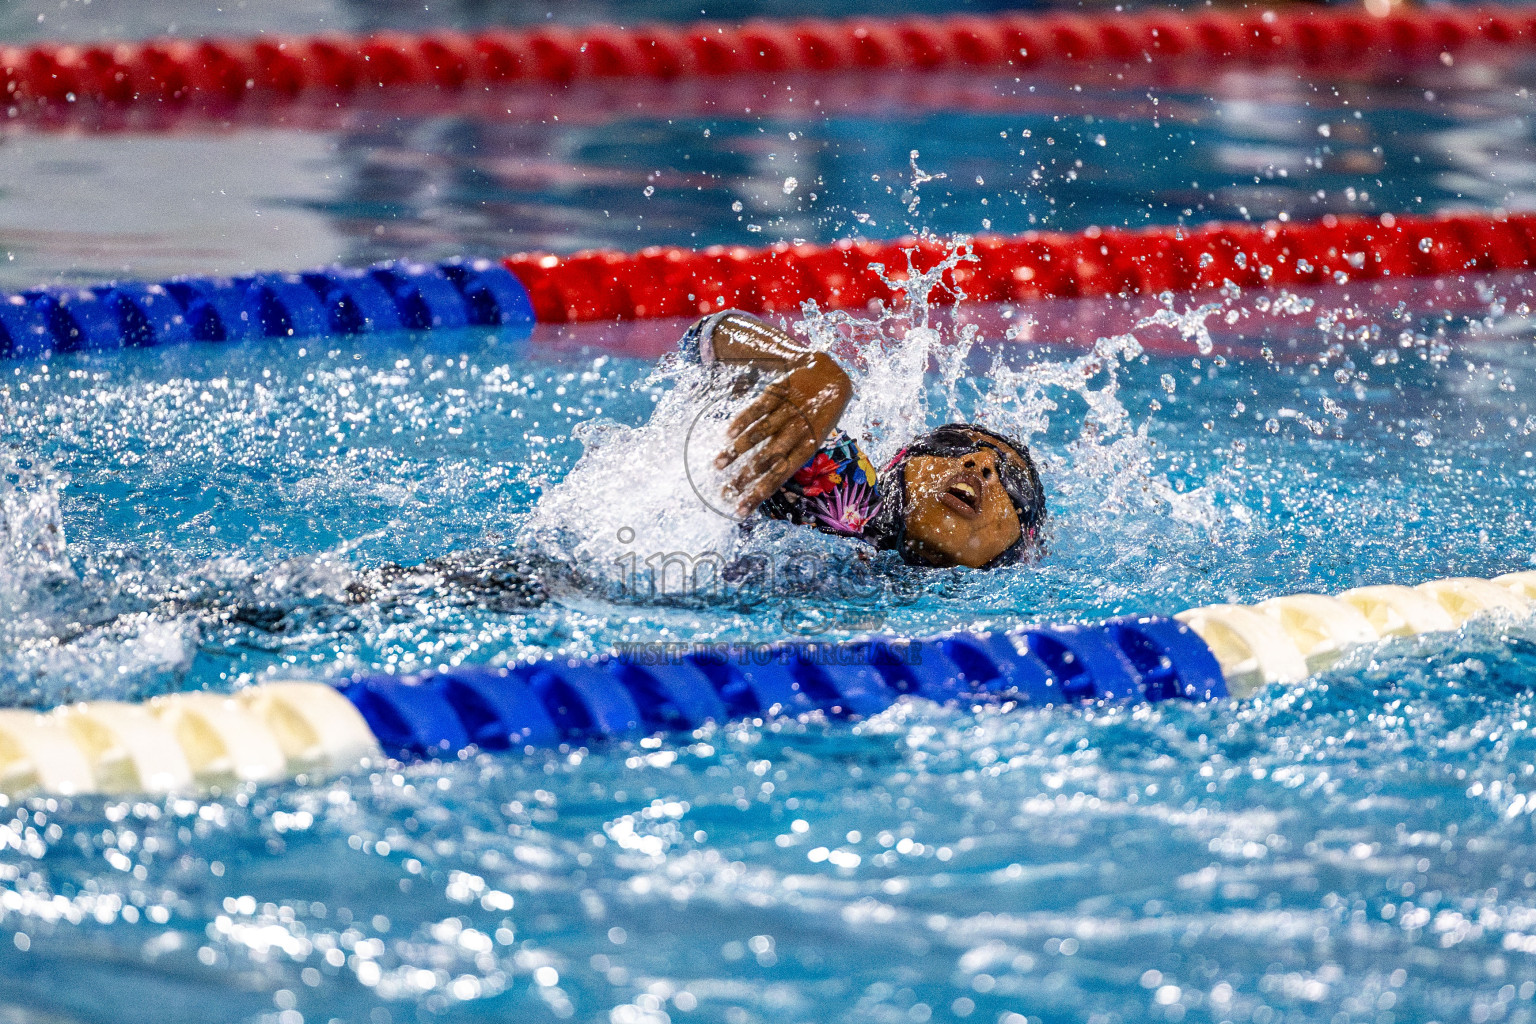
[688,312,853,517]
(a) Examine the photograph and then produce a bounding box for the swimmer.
[56,313,1041,653]
[682,310,1046,569]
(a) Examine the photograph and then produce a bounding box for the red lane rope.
[503,211,1536,322]
[3,7,1533,111]
[0,68,1175,138]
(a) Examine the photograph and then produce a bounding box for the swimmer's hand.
[715,352,852,517]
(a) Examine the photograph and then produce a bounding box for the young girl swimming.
[682,309,1047,570]
[36,309,1047,658]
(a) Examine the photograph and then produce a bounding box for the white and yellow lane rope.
[1177,571,1536,697]
[0,683,380,797]
[0,571,1529,796]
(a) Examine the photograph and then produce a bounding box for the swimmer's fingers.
[726,386,786,440]
[728,435,820,517]
[727,419,812,493]
[721,386,792,449]
[725,430,815,511]
[716,398,801,469]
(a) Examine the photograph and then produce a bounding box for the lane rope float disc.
[3,6,1534,117]
[4,211,1536,359]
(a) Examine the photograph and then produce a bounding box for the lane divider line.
[152,691,291,785]
[1256,594,1379,674]
[1171,604,1311,693]
[1,568,1531,795]
[504,211,1536,323]
[1338,585,1458,637]
[1419,577,1535,625]
[1499,571,1536,601]
[4,210,1536,359]
[2,6,1533,115]
[1178,573,1536,698]
[0,258,534,359]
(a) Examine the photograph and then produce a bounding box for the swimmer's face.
[900,447,1023,568]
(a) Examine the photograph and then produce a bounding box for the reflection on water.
[3,66,1536,289]
[0,0,1097,46]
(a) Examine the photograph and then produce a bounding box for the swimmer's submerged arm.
[703,313,853,517]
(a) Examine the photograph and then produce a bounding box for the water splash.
[0,446,72,610]
[517,243,995,602]
[797,238,981,463]
[0,447,201,705]
[521,235,1244,610]
[518,359,746,596]
[977,301,1234,532]
[905,149,947,216]
[799,240,1238,547]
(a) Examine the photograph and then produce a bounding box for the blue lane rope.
[0,257,535,358]
[9,575,1529,794]
[338,617,1229,758]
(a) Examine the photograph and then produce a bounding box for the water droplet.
[643,185,655,198]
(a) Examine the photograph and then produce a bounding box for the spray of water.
[0,447,72,610]
[518,357,749,597]
[0,446,199,705]
[797,239,982,462]
[522,236,1242,601]
[977,299,1233,533]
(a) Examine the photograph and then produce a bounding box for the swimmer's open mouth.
[938,471,983,519]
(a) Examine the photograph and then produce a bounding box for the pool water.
[3,3,1536,1023]
[4,54,1535,290]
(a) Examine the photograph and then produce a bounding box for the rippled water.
[0,271,1533,1022]
[4,57,1536,289]
[4,2,1536,1022]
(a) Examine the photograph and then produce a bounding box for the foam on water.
[519,358,745,597]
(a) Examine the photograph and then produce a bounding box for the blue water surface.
[1,3,1536,1023]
